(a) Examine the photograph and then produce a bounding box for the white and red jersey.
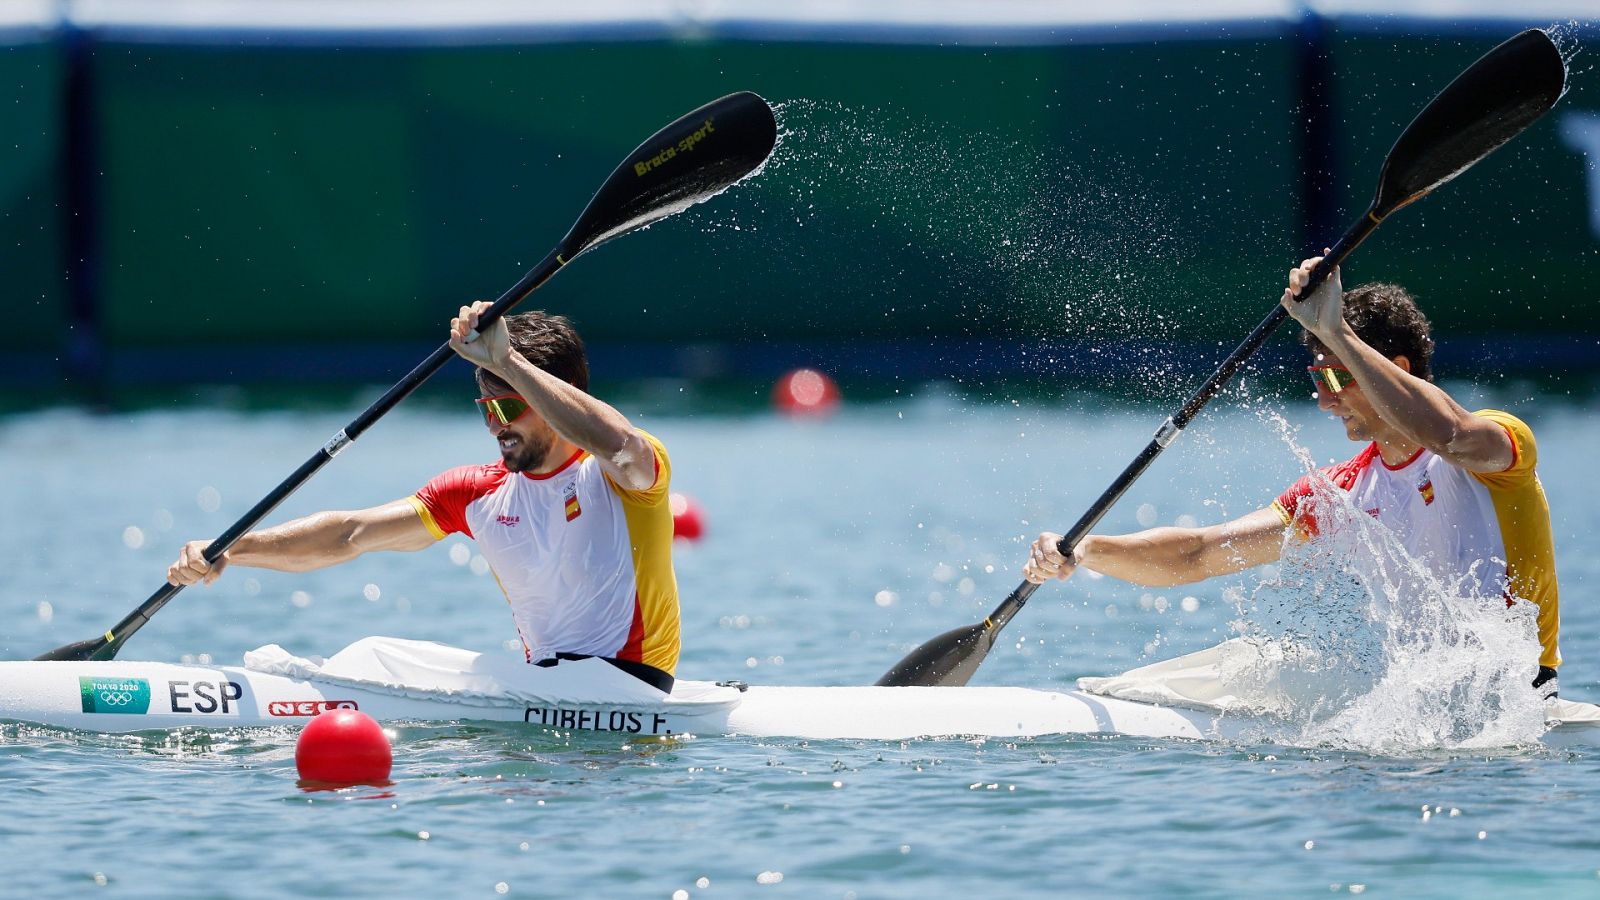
[1272,410,1560,668]
[407,430,680,676]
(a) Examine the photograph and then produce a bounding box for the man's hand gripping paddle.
[36,92,778,662]
[877,30,1568,687]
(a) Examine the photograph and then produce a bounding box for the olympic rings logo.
[98,690,136,706]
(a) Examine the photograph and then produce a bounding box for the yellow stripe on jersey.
[1470,409,1561,668]
[407,495,448,541]
[604,429,681,675]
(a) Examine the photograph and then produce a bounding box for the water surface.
[2,383,1597,897]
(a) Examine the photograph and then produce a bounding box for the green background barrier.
[0,35,63,374]
[3,21,1596,382]
[91,39,1298,349]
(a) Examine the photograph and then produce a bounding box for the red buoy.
[295,709,393,784]
[670,492,705,541]
[772,368,840,417]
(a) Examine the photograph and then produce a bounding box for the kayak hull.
[5,654,1596,747]
[0,659,1242,739]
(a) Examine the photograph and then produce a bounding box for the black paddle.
[877,29,1567,688]
[37,91,778,662]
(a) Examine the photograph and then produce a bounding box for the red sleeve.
[412,463,507,539]
[1274,474,1316,524]
[1273,444,1377,537]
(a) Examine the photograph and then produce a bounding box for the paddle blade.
[559,91,777,258]
[34,635,115,662]
[875,621,996,687]
[1373,28,1566,218]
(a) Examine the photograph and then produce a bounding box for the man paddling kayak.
[1023,256,1561,697]
[167,301,681,691]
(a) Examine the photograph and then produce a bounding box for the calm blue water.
[3,381,1599,897]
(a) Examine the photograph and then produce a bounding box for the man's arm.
[499,354,658,491]
[1324,333,1511,473]
[1023,506,1287,588]
[449,301,658,491]
[1282,256,1514,473]
[166,498,438,586]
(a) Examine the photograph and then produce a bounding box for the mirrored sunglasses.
[1307,365,1356,394]
[475,394,531,427]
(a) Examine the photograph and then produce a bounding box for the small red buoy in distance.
[296,709,393,785]
[670,492,705,541]
[772,367,841,417]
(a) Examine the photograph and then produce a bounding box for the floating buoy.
[295,709,393,784]
[670,492,705,541]
[772,367,840,417]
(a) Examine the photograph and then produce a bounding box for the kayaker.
[1022,255,1561,697]
[167,301,681,691]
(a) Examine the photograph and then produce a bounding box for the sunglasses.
[1307,365,1356,395]
[475,394,532,427]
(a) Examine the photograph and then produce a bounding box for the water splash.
[1544,21,1584,73]
[1222,411,1547,753]
[679,98,1188,381]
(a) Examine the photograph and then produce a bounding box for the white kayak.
[4,637,1597,748]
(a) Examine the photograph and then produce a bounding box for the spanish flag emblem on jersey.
[563,482,582,521]
[1418,479,1435,505]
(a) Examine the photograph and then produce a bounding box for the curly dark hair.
[475,310,590,393]
[1301,282,1434,383]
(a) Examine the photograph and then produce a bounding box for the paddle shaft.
[985,213,1381,635]
[873,215,1379,687]
[81,250,567,659]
